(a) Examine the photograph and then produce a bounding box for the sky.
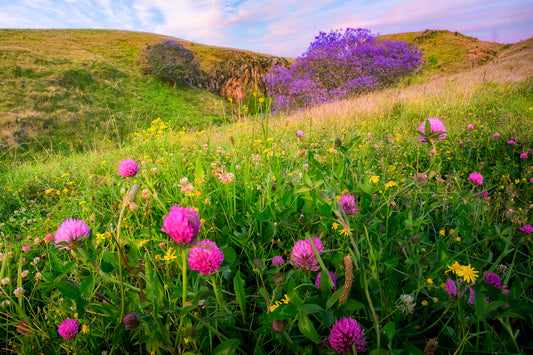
[1,0,532,57]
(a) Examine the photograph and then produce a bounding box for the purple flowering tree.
[264,28,423,112]
[144,40,200,86]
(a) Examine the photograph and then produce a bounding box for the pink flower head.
[296,130,304,138]
[508,140,515,145]
[340,194,358,215]
[290,238,324,271]
[315,270,338,291]
[468,172,483,185]
[466,286,475,304]
[430,149,435,156]
[520,224,533,234]
[161,205,201,248]
[21,245,31,252]
[272,256,284,267]
[467,124,474,130]
[520,153,528,159]
[328,317,367,354]
[418,118,447,143]
[57,319,79,340]
[445,279,458,297]
[188,239,224,275]
[483,272,502,289]
[118,159,138,177]
[476,190,488,197]
[16,321,31,336]
[272,319,287,332]
[493,132,500,138]
[123,313,139,331]
[414,172,427,181]
[55,218,90,250]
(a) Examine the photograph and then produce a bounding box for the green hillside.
[0,29,259,161]
[379,29,504,74]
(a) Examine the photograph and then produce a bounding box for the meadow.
[1,31,533,355]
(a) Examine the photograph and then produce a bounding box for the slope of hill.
[0,29,284,161]
[379,29,505,74]
[0,29,531,163]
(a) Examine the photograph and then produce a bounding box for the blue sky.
[1,0,532,56]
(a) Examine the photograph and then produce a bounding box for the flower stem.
[182,247,188,310]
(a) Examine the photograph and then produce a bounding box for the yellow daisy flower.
[446,261,462,275]
[456,264,479,283]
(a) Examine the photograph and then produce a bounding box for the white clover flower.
[397,294,416,314]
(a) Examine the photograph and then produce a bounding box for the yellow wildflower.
[81,324,89,334]
[370,176,380,184]
[439,230,445,236]
[332,222,339,230]
[384,181,398,188]
[456,264,478,283]
[162,247,177,261]
[427,278,434,285]
[137,239,149,248]
[446,261,462,275]
[339,227,352,236]
[421,300,428,306]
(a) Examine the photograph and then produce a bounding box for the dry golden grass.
[280,49,533,130]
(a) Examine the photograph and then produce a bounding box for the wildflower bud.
[334,138,342,147]
[253,258,264,269]
[126,184,139,202]
[423,338,438,355]
[271,182,276,191]
[16,321,31,337]
[411,236,419,244]
[141,189,150,199]
[340,254,354,305]
[496,264,508,275]
[274,272,284,284]
[123,313,139,331]
[272,319,287,332]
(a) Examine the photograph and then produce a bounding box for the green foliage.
[0,80,532,354]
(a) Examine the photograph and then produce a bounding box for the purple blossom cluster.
[264,28,423,112]
[144,40,200,86]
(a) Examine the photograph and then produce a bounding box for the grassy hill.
[380,30,504,74]
[0,29,531,163]
[0,29,270,161]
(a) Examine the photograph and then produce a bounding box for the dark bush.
[264,28,424,112]
[144,40,200,86]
